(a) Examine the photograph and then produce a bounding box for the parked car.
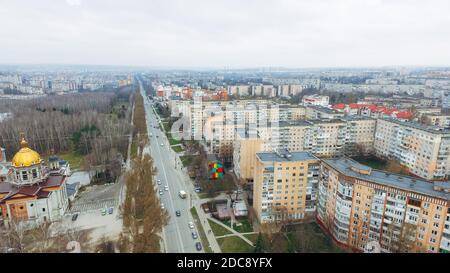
[164,185,169,191]
[157,179,162,185]
[101,209,107,216]
[160,143,164,146]
[195,242,202,251]
[191,231,198,239]
[161,203,165,209]
[176,210,181,217]
[108,207,113,214]
[188,222,195,229]
[159,189,164,195]
[194,187,202,193]
[72,213,78,221]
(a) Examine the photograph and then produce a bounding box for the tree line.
[0,87,134,178]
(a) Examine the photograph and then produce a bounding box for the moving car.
[191,231,198,239]
[160,143,163,146]
[179,190,187,199]
[164,185,169,191]
[176,210,181,217]
[188,222,195,229]
[72,213,78,221]
[195,242,202,251]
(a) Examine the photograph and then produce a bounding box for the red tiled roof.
[0,174,65,203]
[394,111,413,119]
[41,174,65,188]
[332,103,346,110]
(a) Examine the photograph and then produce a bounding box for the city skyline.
[1,0,450,68]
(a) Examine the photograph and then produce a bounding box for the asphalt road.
[139,82,202,253]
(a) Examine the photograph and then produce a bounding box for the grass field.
[221,218,253,233]
[190,207,213,253]
[208,219,232,237]
[180,155,196,167]
[286,222,348,253]
[217,236,255,253]
[243,233,259,244]
[171,145,183,153]
[43,150,84,170]
[233,219,253,233]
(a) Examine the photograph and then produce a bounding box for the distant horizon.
[1,63,450,71]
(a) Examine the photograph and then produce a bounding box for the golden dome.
[11,136,42,168]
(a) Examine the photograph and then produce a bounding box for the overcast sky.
[1,0,449,68]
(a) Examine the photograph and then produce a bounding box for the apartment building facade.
[422,113,450,128]
[317,158,450,253]
[374,118,450,180]
[234,117,376,181]
[253,151,320,223]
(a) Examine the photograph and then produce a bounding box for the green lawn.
[243,233,259,244]
[180,155,196,167]
[208,219,232,237]
[217,236,255,253]
[190,207,213,253]
[171,145,183,153]
[130,136,138,159]
[287,222,348,253]
[233,219,253,233]
[43,150,84,170]
[221,218,253,233]
[197,193,210,199]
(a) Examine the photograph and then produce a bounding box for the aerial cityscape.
[0,0,449,265]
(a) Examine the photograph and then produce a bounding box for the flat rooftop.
[380,117,450,134]
[323,158,450,200]
[257,151,318,163]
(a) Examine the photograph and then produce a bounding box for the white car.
[161,203,165,209]
[164,185,169,191]
[188,222,195,229]
[159,189,164,195]
[157,179,162,185]
[160,143,164,146]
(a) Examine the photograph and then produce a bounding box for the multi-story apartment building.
[374,118,450,180]
[422,113,450,127]
[279,117,376,157]
[317,158,450,253]
[253,151,320,223]
[233,131,267,183]
[234,117,376,181]
[278,105,306,121]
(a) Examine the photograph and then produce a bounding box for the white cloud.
[0,0,449,67]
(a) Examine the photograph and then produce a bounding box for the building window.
[22,171,28,181]
[32,169,38,179]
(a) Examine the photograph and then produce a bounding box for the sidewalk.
[194,203,222,253]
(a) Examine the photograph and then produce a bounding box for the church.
[0,135,70,228]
